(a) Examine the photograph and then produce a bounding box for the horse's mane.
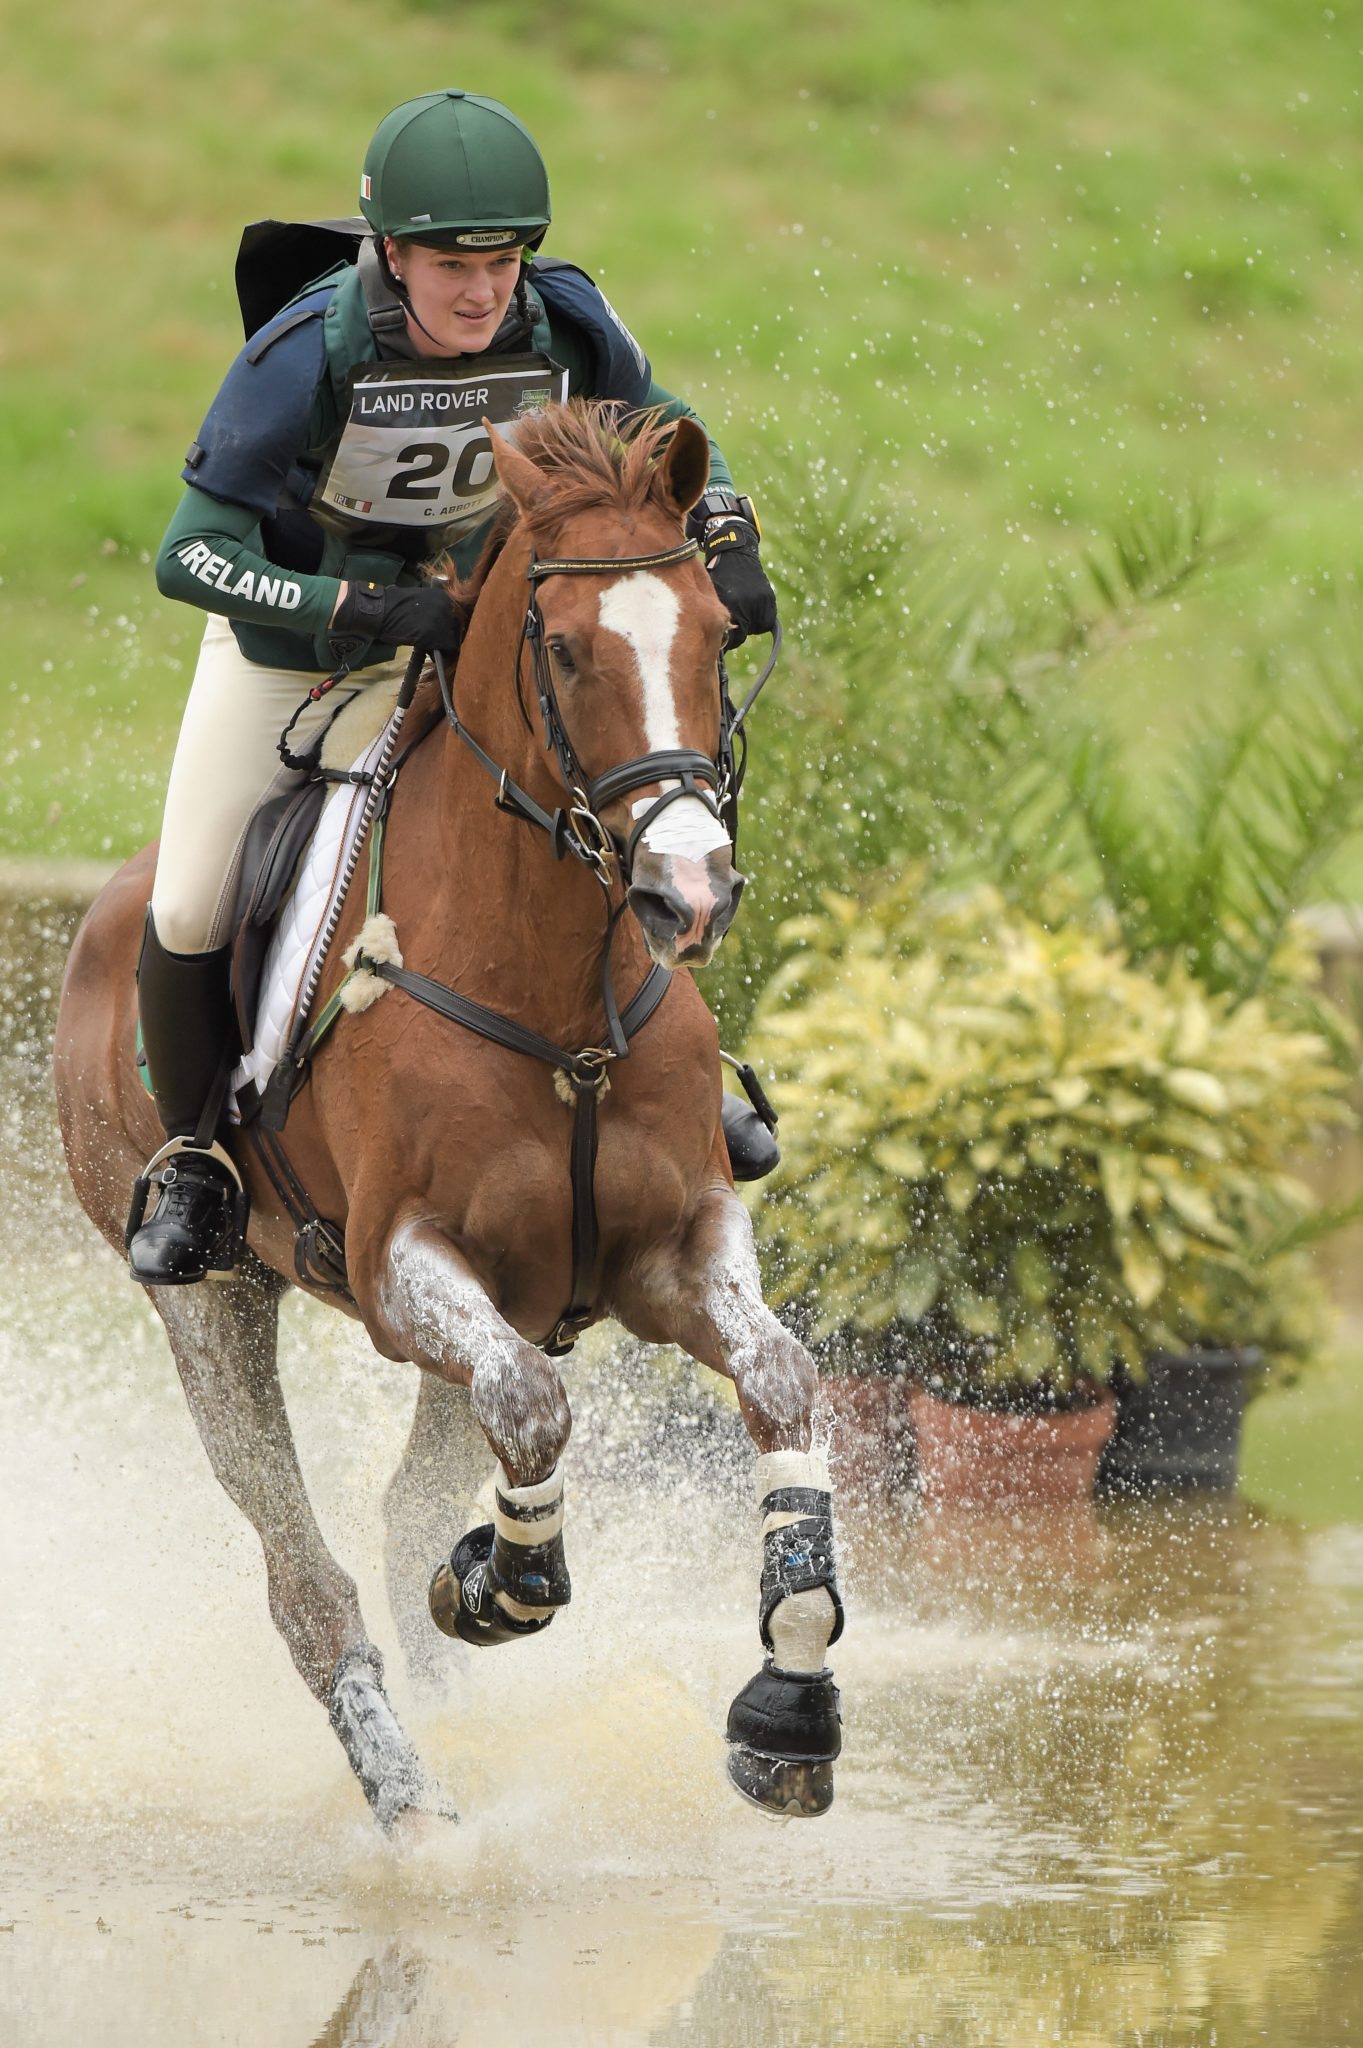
[440,400,684,621]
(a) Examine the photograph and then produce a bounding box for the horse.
[53,402,844,1832]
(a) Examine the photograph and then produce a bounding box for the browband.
[527,539,699,581]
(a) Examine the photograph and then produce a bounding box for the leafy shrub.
[748,870,1356,1404]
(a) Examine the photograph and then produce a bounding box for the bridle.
[434,533,780,898]
[522,538,727,872]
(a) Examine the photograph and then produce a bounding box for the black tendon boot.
[721,1092,780,1182]
[126,913,248,1285]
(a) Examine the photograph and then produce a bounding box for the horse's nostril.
[627,882,690,940]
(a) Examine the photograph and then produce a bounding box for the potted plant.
[745,869,1355,1504]
[1000,647,1363,1489]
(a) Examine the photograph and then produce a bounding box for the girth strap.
[245,1122,351,1297]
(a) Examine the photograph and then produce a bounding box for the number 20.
[387,436,494,501]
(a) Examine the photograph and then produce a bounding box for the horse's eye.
[548,637,576,675]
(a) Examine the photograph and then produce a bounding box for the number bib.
[312,353,568,552]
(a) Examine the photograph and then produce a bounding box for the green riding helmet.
[360,90,551,251]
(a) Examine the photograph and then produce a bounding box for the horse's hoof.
[428,1557,466,1639]
[429,1525,555,1647]
[726,1744,835,1818]
[386,1794,457,1850]
[725,1660,841,1818]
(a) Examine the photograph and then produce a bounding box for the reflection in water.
[1,885,1362,2046]
[309,1945,428,2048]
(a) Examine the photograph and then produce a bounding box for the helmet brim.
[379,223,549,252]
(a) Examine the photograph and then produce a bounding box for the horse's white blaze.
[597,571,682,745]
[598,571,731,862]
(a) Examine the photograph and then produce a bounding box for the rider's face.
[384,238,523,358]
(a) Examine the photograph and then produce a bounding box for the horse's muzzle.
[628,848,745,967]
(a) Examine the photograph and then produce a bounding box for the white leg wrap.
[768,1588,837,1672]
[755,1449,836,1673]
[494,1463,565,1546]
[756,1447,832,1525]
[492,1464,564,1623]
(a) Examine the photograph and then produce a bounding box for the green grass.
[1241,1344,1363,1525]
[6,0,1363,866]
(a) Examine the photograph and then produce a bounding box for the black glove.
[329,579,463,667]
[697,516,777,649]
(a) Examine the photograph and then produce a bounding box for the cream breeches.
[149,616,404,954]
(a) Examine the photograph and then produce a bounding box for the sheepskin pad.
[231,709,400,1114]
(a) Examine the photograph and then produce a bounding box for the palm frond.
[1219,641,1363,997]
[1253,1186,1363,1262]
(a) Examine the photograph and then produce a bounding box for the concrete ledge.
[0,859,119,900]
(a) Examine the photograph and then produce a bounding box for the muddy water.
[2,888,1362,2046]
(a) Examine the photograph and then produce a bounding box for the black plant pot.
[1096,1348,1262,1497]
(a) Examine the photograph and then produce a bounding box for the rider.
[129,89,779,1287]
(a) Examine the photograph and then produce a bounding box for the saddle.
[225,681,433,1109]
[229,774,328,1061]
[215,680,440,1294]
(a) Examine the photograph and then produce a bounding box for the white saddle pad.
[231,709,399,1114]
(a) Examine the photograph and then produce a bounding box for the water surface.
[2,887,1360,2046]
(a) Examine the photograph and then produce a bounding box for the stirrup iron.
[126,1136,250,1279]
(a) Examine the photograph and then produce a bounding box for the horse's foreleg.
[382,1375,487,1688]
[616,1190,845,1817]
[372,1221,574,1650]
[152,1256,448,1832]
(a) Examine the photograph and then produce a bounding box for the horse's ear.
[653,417,711,519]
[485,418,553,522]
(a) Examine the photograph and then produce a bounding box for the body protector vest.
[233,221,652,565]
[312,285,567,557]
[188,224,656,662]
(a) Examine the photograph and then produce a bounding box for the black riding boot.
[722,1092,780,1182]
[126,914,247,1286]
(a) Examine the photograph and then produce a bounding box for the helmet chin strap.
[393,283,449,352]
[379,241,453,353]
